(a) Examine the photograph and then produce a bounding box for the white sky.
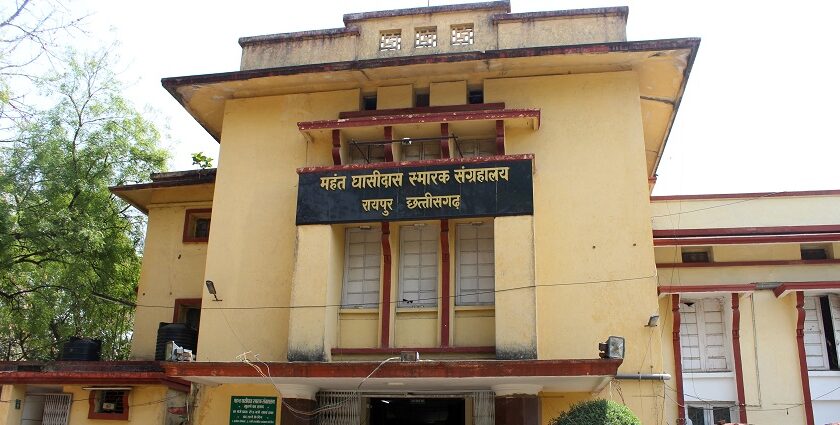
[73,0,840,195]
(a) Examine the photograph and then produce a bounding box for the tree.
[550,399,642,425]
[0,49,168,360]
[0,0,86,129]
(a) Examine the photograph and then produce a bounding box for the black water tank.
[155,322,198,361]
[59,337,102,361]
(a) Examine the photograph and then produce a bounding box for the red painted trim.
[172,298,202,323]
[495,120,505,155]
[380,223,392,348]
[164,358,623,379]
[182,208,212,243]
[671,294,686,425]
[440,219,451,347]
[440,123,450,158]
[653,225,840,238]
[652,189,840,201]
[795,291,816,425]
[331,346,495,355]
[88,390,129,420]
[331,129,341,165]
[654,233,840,246]
[383,126,394,162]
[0,371,171,385]
[730,294,748,424]
[773,281,840,298]
[657,259,840,269]
[338,103,506,119]
[297,109,540,131]
[657,284,756,295]
[161,378,191,393]
[298,153,534,174]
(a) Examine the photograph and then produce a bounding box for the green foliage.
[191,152,213,169]
[550,399,642,425]
[0,49,168,360]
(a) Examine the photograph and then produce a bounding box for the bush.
[550,399,641,425]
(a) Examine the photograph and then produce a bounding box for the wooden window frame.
[88,390,129,420]
[681,247,712,263]
[680,297,731,372]
[182,208,212,243]
[398,224,439,308]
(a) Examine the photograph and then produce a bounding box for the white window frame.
[456,139,496,158]
[398,224,438,307]
[804,294,840,370]
[685,403,736,425]
[455,222,494,306]
[341,227,381,309]
[680,298,731,372]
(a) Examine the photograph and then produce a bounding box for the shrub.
[550,399,641,425]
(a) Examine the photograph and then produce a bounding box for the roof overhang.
[164,359,622,393]
[658,284,756,298]
[109,169,216,214]
[773,281,840,298]
[162,38,699,178]
[653,224,840,246]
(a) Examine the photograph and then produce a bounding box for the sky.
[70,0,840,195]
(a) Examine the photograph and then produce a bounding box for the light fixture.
[646,314,660,327]
[598,336,625,360]
[470,221,484,226]
[205,280,222,302]
[358,225,372,230]
[401,138,413,145]
[412,223,426,228]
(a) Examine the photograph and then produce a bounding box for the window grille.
[43,393,72,425]
[380,30,401,51]
[316,391,362,425]
[415,27,437,48]
[451,24,474,45]
[350,143,386,164]
[401,141,441,161]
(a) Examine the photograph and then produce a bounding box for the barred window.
[415,27,437,48]
[399,225,438,307]
[456,222,494,305]
[451,24,474,46]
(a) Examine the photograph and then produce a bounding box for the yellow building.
[2,2,838,425]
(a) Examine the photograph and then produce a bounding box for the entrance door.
[369,398,465,425]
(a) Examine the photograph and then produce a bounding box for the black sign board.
[296,157,533,224]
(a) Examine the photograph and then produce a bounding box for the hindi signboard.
[230,396,277,425]
[296,156,533,224]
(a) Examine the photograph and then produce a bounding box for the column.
[494,215,537,359]
[278,385,318,425]
[492,384,542,425]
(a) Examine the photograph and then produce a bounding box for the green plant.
[191,152,213,169]
[550,399,641,425]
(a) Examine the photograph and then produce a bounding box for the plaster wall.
[197,89,359,362]
[496,15,626,49]
[652,196,840,230]
[130,202,211,360]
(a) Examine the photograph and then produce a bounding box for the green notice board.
[230,396,277,424]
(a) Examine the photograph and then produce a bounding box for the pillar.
[278,385,319,425]
[494,216,537,359]
[492,384,541,425]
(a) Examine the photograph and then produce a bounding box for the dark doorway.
[369,397,465,425]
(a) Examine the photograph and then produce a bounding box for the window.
[401,141,441,161]
[456,222,494,305]
[456,139,496,158]
[680,298,730,372]
[362,95,377,111]
[380,30,401,51]
[801,244,830,260]
[686,404,735,425]
[183,209,211,242]
[414,90,430,107]
[342,227,381,308]
[350,143,386,164]
[173,298,202,330]
[467,88,484,104]
[451,24,474,46]
[804,295,840,370]
[88,390,129,420]
[415,27,437,48]
[681,247,711,263]
[399,224,438,307]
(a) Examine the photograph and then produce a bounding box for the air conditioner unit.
[102,402,116,411]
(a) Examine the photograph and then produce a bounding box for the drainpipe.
[614,373,672,381]
[795,291,815,425]
[672,294,686,425]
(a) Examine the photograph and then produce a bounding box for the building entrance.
[369,397,465,425]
